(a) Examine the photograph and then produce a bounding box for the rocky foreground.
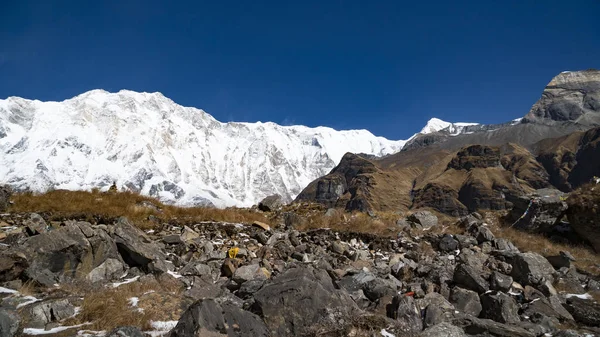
[1,203,600,337]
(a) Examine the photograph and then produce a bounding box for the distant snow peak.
[0,90,405,208]
[420,118,479,136]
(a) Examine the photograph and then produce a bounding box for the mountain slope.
[0,90,405,207]
[296,70,600,215]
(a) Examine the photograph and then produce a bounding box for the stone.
[0,186,11,212]
[546,251,576,269]
[419,322,466,337]
[453,264,489,294]
[330,241,347,255]
[170,299,269,336]
[221,258,237,277]
[19,221,122,286]
[489,271,513,292]
[438,235,459,252]
[252,221,271,231]
[232,264,267,284]
[162,234,182,245]
[0,252,28,283]
[453,314,535,337]
[522,296,574,322]
[180,261,213,278]
[237,279,265,298]
[421,293,455,328]
[0,308,20,337]
[450,287,482,317]
[337,271,376,293]
[28,299,76,328]
[475,226,495,244]
[112,217,168,273]
[23,213,48,235]
[407,211,439,229]
[258,194,283,212]
[510,252,555,286]
[106,326,145,337]
[387,294,423,333]
[86,258,126,283]
[363,278,397,302]
[492,238,519,252]
[565,297,600,327]
[480,292,520,324]
[253,266,358,336]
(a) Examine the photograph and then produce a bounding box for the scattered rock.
[450,287,482,317]
[453,264,489,294]
[0,308,20,337]
[420,322,466,337]
[480,292,520,324]
[106,326,146,337]
[407,211,439,229]
[489,271,513,292]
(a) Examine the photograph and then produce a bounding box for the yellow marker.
[228,247,239,259]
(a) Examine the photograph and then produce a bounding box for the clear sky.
[1,0,599,140]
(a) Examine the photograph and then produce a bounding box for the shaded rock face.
[458,178,510,212]
[0,186,11,212]
[112,217,168,273]
[567,180,600,252]
[413,183,468,217]
[257,194,283,212]
[508,188,568,232]
[448,145,501,171]
[18,221,123,286]
[525,70,600,125]
[170,299,269,337]
[0,308,20,337]
[252,266,358,336]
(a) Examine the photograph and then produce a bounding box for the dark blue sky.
[1,1,599,139]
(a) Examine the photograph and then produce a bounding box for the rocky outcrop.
[566,183,600,252]
[447,145,501,171]
[0,186,11,212]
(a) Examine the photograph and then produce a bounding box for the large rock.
[23,213,48,235]
[0,185,11,212]
[449,287,482,317]
[419,322,465,337]
[106,326,145,337]
[0,308,20,337]
[407,210,439,229]
[565,297,600,327]
[17,221,122,286]
[232,264,267,285]
[453,264,489,294]
[0,252,28,283]
[387,295,423,333]
[567,184,600,252]
[453,314,535,337]
[253,266,358,336]
[258,194,283,212]
[509,252,555,286]
[479,292,520,324]
[170,299,269,336]
[86,258,126,284]
[28,299,76,328]
[112,217,168,273]
[509,188,568,232]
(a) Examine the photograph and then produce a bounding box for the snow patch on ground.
[566,293,593,300]
[111,276,139,288]
[23,323,90,335]
[380,329,396,337]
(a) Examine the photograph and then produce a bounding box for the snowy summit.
[0,90,406,207]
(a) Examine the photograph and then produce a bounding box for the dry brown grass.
[65,275,186,331]
[294,209,402,236]
[9,189,269,229]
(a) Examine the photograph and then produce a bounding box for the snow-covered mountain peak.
[0,90,405,207]
[420,118,479,136]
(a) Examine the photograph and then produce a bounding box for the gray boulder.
[510,252,555,286]
[565,297,600,327]
[112,217,168,273]
[28,299,76,328]
[253,266,358,336]
[439,235,459,252]
[232,264,267,285]
[453,264,489,294]
[489,271,513,292]
[23,213,47,235]
[0,185,11,212]
[408,211,439,229]
[453,314,535,337]
[420,322,465,337]
[106,326,145,337]
[87,258,126,284]
[480,292,520,324]
[170,299,269,336]
[258,194,283,212]
[0,308,20,337]
[387,295,423,332]
[450,287,482,317]
[18,221,122,286]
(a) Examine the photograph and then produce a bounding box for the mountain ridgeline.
[296,69,600,216]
